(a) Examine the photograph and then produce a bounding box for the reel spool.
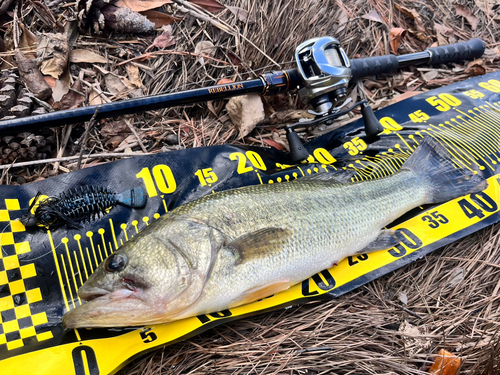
[295,37,351,116]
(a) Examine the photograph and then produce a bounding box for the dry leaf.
[227,51,242,66]
[105,74,127,95]
[226,94,265,138]
[44,76,57,89]
[216,78,234,85]
[226,6,255,23]
[466,59,486,76]
[395,5,426,33]
[57,80,86,110]
[141,10,182,27]
[434,24,455,45]
[423,70,439,81]
[474,0,500,20]
[52,68,71,102]
[389,28,407,54]
[19,24,38,59]
[14,49,52,100]
[146,25,175,51]
[188,0,224,13]
[115,0,172,12]
[391,91,423,104]
[101,120,132,138]
[125,63,142,87]
[89,85,105,105]
[195,40,215,65]
[262,138,285,151]
[70,49,108,63]
[38,33,70,80]
[362,9,385,24]
[455,5,478,30]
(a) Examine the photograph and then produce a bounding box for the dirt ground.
[1,0,500,373]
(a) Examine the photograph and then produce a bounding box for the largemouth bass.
[63,139,487,328]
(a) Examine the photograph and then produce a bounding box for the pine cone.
[0,72,57,165]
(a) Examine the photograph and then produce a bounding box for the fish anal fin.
[358,229,400,253]
[227,227,292,264]
[231,280,291,308]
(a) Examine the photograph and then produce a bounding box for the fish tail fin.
[401,138,487,204]
[115,187,148,208]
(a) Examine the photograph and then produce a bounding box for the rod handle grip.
[427,38,485,65]
[350,55,400,81]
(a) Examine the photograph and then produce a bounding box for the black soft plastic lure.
[20,185,147,229]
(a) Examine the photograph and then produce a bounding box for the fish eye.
[105,253,127,272]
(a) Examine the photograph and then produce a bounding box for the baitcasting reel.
[286,37,383,162]
[295,36,351,116]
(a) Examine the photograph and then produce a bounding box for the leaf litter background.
[1,0,500,374]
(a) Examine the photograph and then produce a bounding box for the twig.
[116,50,231,67]
[0,152,153,170]
[76,106,100,170]
[384,298,424,320]
[53,124,73,172]
[124,118,148,153]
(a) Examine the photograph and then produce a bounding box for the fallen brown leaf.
[423,70,439,81]
[226,6,255,23]
[226,94,265,138]
[466,59,486,76]
[146,25,176,51]
[216,78,234,85]
[141,10,182,27]
[195,40,216,65]
[125,63,142,88]
[56,80,86,110]
[19,24,38,59]
[391,91,423,104]
[101,120,132,138]
[361,9,385,24]
[455,4,478,30]
[227,51,242,66]
[262,138,285,151]
[434,24,456,45]
[89,85,105,105]
[39,33,70,80]
[188,0,224,13]
[115,0,172,12]
[389,28,407,54]
[14,49,52,100]
[395,5,426,33]
[52,69,71,102]
[70,49,108,63]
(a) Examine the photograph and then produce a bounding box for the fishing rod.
[0,37,485,162]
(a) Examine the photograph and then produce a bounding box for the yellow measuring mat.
[1,71,500,374]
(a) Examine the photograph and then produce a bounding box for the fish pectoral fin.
[359,229,400,253]
[231,280,291,308]
[227,227,292,264]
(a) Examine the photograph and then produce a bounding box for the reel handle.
[350,38,485,81]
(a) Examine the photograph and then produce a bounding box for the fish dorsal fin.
[227,227,292,264]
[297,169,354,184]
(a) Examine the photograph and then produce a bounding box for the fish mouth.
[63,288,151,329]
[79,287,109,301]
